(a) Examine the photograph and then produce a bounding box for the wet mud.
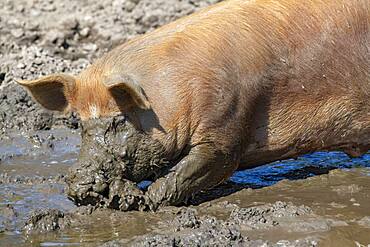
[66,116,170,211]
[2,0,370,246]
[2,129,370,246]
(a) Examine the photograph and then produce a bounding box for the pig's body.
[92,0,370,166]
[19,0,370,209]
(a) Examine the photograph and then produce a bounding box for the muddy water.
[1,129,370,246]
[225,168,370,247]
[0,129,79,246]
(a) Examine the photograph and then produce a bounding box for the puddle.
[0,129,80,177]
[1,129,370,246]
[231,151,370,188]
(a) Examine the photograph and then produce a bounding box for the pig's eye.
[111,115,127,131]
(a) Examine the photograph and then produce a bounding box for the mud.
[0,44,83,134]
[66,116,170,211]
[0,0,223,216]
[1,127,369,247]
[2,0,370,246]
[23,209,71,235]
[14,167,370,247]
[0,0,221,134]
[123,203,320,247]
[2,132,370,246]
[1,0,223,215]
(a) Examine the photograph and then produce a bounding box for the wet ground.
[1,129,370,247]
[1,0,370,246]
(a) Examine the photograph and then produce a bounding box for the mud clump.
[357,216,370,228]
[23,209,71,235]
[0,205,18,234]
[230,201,313,230]
[108,208,247,247]
[66,116,171,211]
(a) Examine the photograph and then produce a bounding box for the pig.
[17,0,370,210]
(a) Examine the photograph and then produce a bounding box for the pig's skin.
[18,0,370,209]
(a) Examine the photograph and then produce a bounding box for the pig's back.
[99,0,369,153]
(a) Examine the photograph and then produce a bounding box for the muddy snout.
[65,116,170,211]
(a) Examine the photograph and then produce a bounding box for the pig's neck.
[241,87,370,169]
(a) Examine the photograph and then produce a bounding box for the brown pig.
[18,0,370,209]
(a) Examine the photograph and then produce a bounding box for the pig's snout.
[65,116,172,210]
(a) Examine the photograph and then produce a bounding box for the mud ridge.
[101,202,320,247]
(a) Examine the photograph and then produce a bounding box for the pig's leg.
[146,144,238,209]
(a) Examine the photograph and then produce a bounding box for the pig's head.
[17,71,170,210]
[16,71,150,120]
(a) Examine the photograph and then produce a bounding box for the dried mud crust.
[66,116,171,211]
[101,202,319,247]
[0,0,222,135]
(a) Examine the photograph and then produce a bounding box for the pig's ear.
[16,74,76,112]
[104,74,151,110]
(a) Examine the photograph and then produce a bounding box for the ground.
[1,0,370,246]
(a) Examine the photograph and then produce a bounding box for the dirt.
[1,0,370,246]
[0,0,220,214]
[1,131,370,246]
[66,116,170,211]
[117,202,319,247]
[23,209,71,235]
[0,0,221,134]
[2,133,370,247]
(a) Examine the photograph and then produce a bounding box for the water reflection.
[231,151,370,187]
